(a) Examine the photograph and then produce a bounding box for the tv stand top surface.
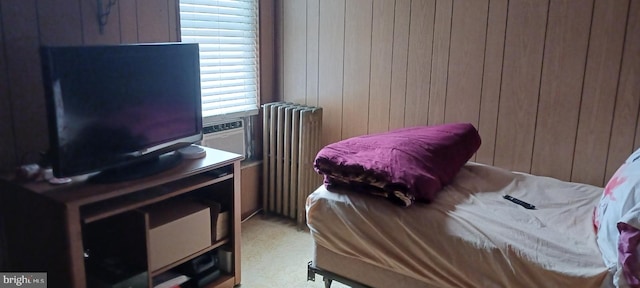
[88,152,183,184]
[1,146,243,206]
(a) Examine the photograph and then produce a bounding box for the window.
[179,0,259,123]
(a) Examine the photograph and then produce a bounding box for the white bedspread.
[306,162,612,288]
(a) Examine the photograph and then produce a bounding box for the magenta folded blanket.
[314,123,481,206]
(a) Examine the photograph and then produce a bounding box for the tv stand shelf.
[151,238,229,276]
[0,146,243,288]
[82,173,234,224]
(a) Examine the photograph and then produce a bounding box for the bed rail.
[307,261,372,288]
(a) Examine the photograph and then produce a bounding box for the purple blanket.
[314,123,481,206]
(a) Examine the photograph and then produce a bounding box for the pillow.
[618,222,640,287]
[595,147,640,287]
[313,123,481,206]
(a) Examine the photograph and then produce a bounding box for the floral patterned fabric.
[595,148,640,287]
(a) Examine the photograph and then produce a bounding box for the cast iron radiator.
[262,102,323,228]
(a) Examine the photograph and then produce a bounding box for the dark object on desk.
[503,195,536,210]
[184,267,221,288]
[86,256,148,288]
[178,252,218,275]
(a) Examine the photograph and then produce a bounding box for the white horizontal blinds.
[179,0,259,118]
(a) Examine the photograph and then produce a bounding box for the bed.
[305,123,640,288]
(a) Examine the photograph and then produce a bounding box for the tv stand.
[89,152,182,183]
[0,146,243,288]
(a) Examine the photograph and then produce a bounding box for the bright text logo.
[0,273,46,288]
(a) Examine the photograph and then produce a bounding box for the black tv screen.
[40,43,202,180]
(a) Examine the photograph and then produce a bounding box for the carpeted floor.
[240,215,349,288]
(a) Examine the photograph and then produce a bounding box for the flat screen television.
[40,43,203,182]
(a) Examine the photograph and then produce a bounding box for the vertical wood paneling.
[260,0,276,104]
[0,0,182,171]
[531,0,593,181]
[282,0,306,104]
[606,0,640,180]
[275,0,284,103]
[494,0,548,173]
[476,0,508,165]
[427,0,452,126]
[38,0,83,45]
[119,0,139,43]
[572,0,627,186]
[444,0,488,127]
[137,0,170,42]
[404,0,435,127]
[167,0,178,41]
[5,0,48,165]
[0,0,637,185]
[306,0,320,107]
[274,0,640,186]
[388,0,411,130]
[630,0,640,156]
[82,0,121,44]
[318,0,345,145]
[0,3,15,167]
[367,0,394,134]
[342,0,372,139]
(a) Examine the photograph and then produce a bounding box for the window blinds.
[179,0,259,120]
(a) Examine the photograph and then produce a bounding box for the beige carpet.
[240,215,349,288]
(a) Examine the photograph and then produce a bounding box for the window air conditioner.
[201,119,245,157]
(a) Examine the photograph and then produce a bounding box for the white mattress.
[306,162,613,288]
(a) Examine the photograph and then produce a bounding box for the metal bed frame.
[307,261,371,288]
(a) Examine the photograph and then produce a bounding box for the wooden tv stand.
[0,147,243,288]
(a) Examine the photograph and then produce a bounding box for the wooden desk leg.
[233,161,242,285]
[65,205,86,288]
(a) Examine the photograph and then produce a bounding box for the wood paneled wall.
[275,0,640,187]
[0,0,179,171]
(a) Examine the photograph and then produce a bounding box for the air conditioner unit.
[201,119,245,157]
